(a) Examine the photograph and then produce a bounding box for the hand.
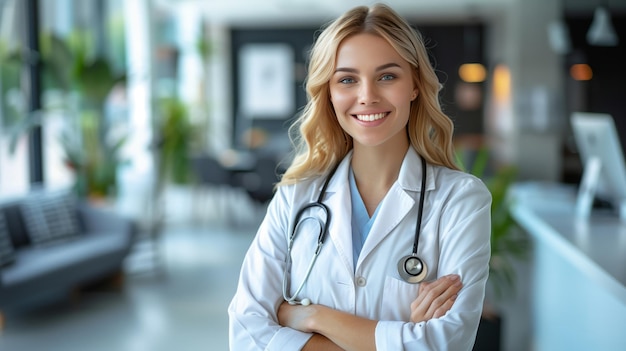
[410,274,462,323]
[278,301,318,333]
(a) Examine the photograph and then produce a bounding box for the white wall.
[486,0,564,181]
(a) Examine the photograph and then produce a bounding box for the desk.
[509,182,626,351]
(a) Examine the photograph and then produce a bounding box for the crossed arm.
[278,274,463,351]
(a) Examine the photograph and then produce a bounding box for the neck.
[351,137,409,186]
[350,139,409,216]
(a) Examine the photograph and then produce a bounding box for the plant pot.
[473,314,502,351]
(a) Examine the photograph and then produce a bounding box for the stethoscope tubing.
[282,165,337,305]
[282,156,428,305]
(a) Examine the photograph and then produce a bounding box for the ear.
[411,89,419,101]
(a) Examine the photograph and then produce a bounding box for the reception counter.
[508,182,626,351]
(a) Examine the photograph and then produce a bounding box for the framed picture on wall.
[238,43,295,119]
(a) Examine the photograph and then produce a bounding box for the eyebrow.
[334,62,402,74]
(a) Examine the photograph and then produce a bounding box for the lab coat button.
[356,276,367,287]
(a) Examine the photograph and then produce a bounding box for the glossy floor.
[0,194,532,351]
[0,220,258,351]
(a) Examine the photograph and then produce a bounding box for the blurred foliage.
[7,29,127,199]
[457,147,531,299]
[47,31,127,198]
[62,110,128,198]
[107,13,127,73]
[196,36,213,65]
[157,97,193,185]
[39,31,126,106]
[0,40,24,128]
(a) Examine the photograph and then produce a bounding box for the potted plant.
[60,109,127,200]
[457,146,531,351]
[155,97,193,186]
[8,31,127,200]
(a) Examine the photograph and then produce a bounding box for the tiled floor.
[0,219,258,351]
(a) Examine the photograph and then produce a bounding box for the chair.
[189,154,238,224]
[117,163,166,276]
[237,154,283,205]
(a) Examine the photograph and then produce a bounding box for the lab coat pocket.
[380,275,420,321]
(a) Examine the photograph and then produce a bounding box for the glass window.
[0,0,29,197]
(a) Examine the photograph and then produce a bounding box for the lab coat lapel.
[357,185,414,268]
[322,154,355,274]
[357,148,427,268]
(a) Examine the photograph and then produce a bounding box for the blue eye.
[380,74,395,81]
[339,77,355,84]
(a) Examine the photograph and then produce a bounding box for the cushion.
[0,211,15,266]
[21,190,80,246]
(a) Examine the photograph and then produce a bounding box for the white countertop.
[509,181,626,305]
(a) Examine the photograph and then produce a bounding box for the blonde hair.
[278,3,459,186]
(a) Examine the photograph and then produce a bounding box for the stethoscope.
[282,157,428,306]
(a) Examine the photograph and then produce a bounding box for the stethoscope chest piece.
[397,254,428,284]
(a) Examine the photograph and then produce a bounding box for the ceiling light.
[587,6,619,46]
[570,64,593,81]
[458,63,487,83]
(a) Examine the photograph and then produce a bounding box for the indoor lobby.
[1,0,625,350]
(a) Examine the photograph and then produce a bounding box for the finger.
[420,277,463,315]
[415,275,460,310]
[425,280,462,317]
[412,281,432,308]
[421,275,460,296]
[433,294,458,319]
[411,276,460,322]
[410,305,430,323]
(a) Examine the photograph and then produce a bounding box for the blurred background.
[0,0,625,350]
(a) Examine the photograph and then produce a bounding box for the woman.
[228,3,491,350]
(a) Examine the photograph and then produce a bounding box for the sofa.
[0,187,137,322]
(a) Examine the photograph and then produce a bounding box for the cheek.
[395,91,416,109]
[329,89,352,111]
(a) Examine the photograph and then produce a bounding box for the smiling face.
[329,33,418,151]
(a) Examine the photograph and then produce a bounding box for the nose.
[358,81,380,105]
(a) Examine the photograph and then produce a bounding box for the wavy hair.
[278,3,459,186]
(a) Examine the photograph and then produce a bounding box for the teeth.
[355,113,387,121]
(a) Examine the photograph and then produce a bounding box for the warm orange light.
[458,63,487,83]
[570,64,593,81]
[492,64,511,103]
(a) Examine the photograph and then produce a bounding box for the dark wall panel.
[230,23,486,152]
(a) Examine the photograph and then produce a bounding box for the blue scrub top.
[349,167,383,270]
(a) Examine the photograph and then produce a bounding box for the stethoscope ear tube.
[283,243,320,305]
[283,196,331,306]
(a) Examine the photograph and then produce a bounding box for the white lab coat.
[228,147,492,350]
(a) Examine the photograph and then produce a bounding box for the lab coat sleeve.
[375,176,492,351]
[228,185,314,351]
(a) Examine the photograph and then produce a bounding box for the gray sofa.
[0,188,137,320]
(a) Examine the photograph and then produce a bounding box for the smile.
[354,112,388,122]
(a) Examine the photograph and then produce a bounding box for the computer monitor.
[571,112,626,220]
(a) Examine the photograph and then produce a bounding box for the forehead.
[335,33,407,69]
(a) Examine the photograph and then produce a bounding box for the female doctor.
[228,3,492,350]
